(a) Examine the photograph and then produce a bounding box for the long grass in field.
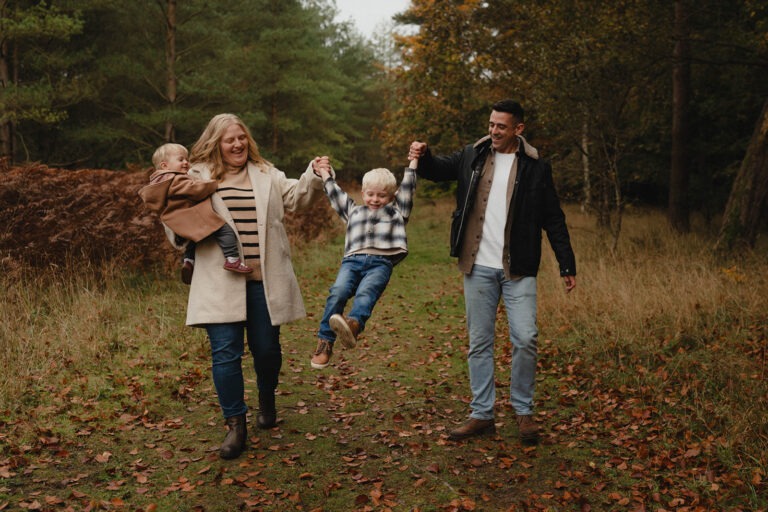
[0,197,765,510]
[538,206,767,468]
[0,262,197,410]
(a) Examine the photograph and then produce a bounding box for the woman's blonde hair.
[362,168,397,194]
[189,113,266,179]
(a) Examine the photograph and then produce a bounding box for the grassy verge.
[1,197,766,511]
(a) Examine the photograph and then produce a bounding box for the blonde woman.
[180,113,328,459]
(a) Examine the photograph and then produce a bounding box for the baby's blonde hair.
[152,143,188,169]
[362,168,397,194]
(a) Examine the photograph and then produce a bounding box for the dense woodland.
[1,0,767,249]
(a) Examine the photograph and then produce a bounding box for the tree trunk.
[669,0,691,232]
[163,0,177,142]
[601,133,623,253]
[581,109,591,214]
[715,97,768,252]
[1,3,13,161]
[271,98,279,154]
[609,156,623,254]
[594,129,623,251]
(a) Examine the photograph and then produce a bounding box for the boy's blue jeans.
[463,265,538,418]
[318,254,393,343]
[205,281,281,419]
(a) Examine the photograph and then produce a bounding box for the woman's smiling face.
[220,123,249,169]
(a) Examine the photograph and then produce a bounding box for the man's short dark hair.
[492,99,524,122]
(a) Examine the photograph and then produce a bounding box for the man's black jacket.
[416,136,576,278]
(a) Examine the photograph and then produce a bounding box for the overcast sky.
[334,0,411,39]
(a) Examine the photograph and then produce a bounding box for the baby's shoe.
[223,258,253,274]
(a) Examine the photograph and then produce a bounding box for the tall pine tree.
[1,0,89,163]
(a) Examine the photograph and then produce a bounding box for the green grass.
[1,197,766,511]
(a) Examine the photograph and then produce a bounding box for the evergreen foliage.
[1,0,766,230]
[2,0,388,172]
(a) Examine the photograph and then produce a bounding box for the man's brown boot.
[448,418,496,441]
[219,414,247,459]
[516,415,539,445]
[310,339,333,369]
[329,314,360,349]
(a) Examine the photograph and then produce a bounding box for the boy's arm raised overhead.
[394,159,418,222]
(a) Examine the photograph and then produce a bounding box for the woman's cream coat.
[171,160,325,327]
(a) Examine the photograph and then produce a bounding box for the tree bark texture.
[164,0,177,142]
[715,97,768,252]
[581,109,591,214]
[669,0,691,232]
[1,7,12,160]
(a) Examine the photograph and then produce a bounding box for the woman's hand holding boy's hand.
[312,155,332,179]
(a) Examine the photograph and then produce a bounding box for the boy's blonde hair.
[152,143,188,169]
[362,168,397,194]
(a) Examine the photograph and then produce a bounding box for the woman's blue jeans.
[205,281,281,419]
[317,254,393,343]
[463,265,538,418]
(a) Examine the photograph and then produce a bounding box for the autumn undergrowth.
[1,197,766,511]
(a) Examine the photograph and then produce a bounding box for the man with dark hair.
[409,99,576,444]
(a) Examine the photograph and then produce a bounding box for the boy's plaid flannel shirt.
[323,166,416,264]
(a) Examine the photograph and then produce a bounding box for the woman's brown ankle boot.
[219,414,247,459]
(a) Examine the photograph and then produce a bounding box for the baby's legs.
[212,223,240,260]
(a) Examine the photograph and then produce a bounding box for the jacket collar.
[473,135,539,160]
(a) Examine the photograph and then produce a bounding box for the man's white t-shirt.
[475,152,516,269]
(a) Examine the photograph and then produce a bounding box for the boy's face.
[362,186,394,210]
[161,149,190,172]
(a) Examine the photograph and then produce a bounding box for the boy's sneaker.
[310,339,333,369]
[223,259,253,274]
[329,314,359,349]
[181,260,194,285]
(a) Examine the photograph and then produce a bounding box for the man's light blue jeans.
[463,265,538,419]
